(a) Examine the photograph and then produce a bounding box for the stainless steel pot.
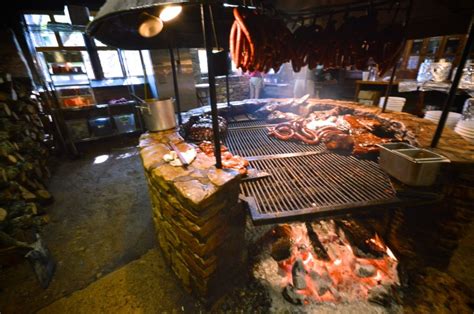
[138,98,176,131]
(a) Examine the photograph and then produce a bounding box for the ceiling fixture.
[138,12,164,38]
[159,5,183,22]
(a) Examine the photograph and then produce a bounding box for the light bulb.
[138,14,163,38]
[159,5,182,22]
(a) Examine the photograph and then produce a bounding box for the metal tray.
[377,144,450,186]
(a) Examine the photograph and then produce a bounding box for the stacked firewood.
[0,77,52,242]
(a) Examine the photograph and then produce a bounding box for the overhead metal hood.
[86,0,233,49]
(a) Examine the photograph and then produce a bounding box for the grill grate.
[224,119,398,223]
[228,120,271,129]
[225,127,327,158]
[241,154,398,223]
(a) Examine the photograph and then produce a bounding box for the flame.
[374,270,382,282]
[368,233,397,260]
[368,233,385,251]
[272,223,399,305]
[302,251,314,265]
[386,246,397,261]
[345,244,353,254]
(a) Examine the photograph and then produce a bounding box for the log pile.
[0,76,52,252]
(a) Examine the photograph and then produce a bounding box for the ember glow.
[369,233,398,261]
[274,221,399,305]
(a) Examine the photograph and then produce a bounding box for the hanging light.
[159,5,182,22]
[138,12,164,38]
[86,0,232,49]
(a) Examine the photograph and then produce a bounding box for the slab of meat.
[325,133,354,151]
[352,133,390,156]
[182,115,227,142]
[267,111,301,123]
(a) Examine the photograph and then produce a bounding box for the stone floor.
[0,136,197,313]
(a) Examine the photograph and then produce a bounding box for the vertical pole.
[431,16,474,148]
[381,61,398,113]
[382,0,413,113]
[169,47,183,125]
[225,73,231,107]
[201,4,222,168]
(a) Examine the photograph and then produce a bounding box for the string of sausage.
[229,8,292,73]
[267,120,320,145]
[229,8,404,75]
[268,120,349,146]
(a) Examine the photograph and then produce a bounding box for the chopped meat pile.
[198,141,249,175]
[268,114,392,157]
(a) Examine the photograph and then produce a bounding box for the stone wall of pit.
[138,131,247,302]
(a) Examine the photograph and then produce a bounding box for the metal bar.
[282,156,340,205]
[312,154,370,202]
[431,15,474,148]
[201,3,222,168]
[258,160,305,210]
[226,73,231,107]
[83,33,104,80]
[381,61,398,113]
[381,0,413,113]
[168,46,183,125]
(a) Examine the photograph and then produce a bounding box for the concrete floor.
[0,136,198,313]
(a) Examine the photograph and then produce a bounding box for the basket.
[65,119,90,141]
[113,114,136,133]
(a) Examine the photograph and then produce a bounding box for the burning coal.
[262,221,399,306]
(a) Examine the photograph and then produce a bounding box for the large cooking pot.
[138,97,176,131]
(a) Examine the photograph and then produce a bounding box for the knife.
[168,141,189,167]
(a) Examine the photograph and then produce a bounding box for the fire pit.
[251,221,400,311]
[140,98,474,311]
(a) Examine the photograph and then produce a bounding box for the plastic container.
[66,119,90,141]
[113,114,136,133]
[89,117,114,137]
[377,143,450,186]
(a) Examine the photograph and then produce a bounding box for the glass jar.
[462,98,474,121]
[368,66,377,81]
[417,58,433,82]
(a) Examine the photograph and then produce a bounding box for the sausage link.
[273,128,294,140]
[229,21,237,64]
[235,23,242,67]
[233,8,255,65]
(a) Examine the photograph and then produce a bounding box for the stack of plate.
[454,120,474,143]
[378,97,406,111]
[424,111,462,129]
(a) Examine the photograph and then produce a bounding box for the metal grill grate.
[241,154,398,223]
[225,127,327,158]
[228,120,273,129]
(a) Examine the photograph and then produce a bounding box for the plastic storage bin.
[113,114,136,133]
[89,117,114,137]
[66,119,90,141]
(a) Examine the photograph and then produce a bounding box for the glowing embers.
[265,221,399,305]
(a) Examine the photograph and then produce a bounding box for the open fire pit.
[252,221,400,310]
[141,98,474,311]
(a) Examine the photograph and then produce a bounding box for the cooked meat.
[183,115,227,141]
[266,111,301,123]
[352,133,389,156]
[325,133,354,151]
